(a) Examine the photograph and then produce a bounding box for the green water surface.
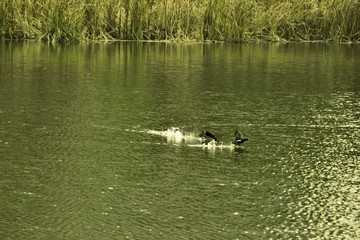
[0,41,359,239]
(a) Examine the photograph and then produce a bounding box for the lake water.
[0,41,359,239]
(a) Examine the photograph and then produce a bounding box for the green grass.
[0,0,359,43]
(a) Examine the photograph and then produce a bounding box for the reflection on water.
[0,41,359,239]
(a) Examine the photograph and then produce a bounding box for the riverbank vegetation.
[0,0,359,43]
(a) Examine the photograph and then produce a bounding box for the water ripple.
[270,126,359,239]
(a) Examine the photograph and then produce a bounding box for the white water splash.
[188,140,235,149]
[146,127,239,150]
[146,127,202,144]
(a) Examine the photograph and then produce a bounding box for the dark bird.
[233,128,248,145]
[199,131,217,144]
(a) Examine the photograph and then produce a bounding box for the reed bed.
[0,0,359,42]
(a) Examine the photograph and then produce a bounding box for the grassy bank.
[0,0,359,43]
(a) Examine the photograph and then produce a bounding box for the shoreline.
[1,38,358,45]
[1,0,359,44]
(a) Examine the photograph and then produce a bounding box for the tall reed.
[0,0,359,42]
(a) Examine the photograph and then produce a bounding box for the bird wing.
[234,128,243,140]
[206,131,217,141]
[199,131,217,141]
